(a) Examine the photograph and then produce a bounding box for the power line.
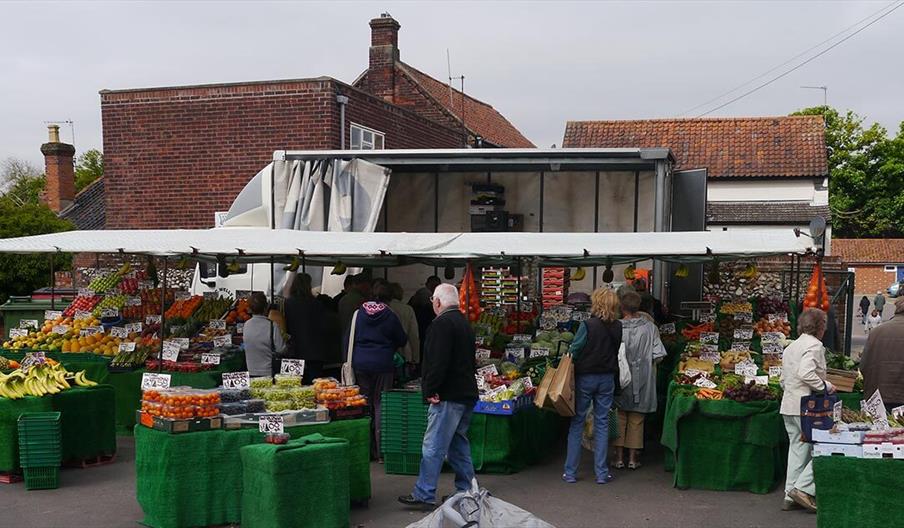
[680,1,899,117]
[694,1,904,118]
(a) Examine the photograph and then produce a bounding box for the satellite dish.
[808,216,827,239]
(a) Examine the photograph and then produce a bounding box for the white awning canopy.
[0,228,815,266]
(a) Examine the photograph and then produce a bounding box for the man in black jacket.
[399,283,478,508]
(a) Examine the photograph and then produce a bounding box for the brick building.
[60,14,531,230]
[832,239,904,295]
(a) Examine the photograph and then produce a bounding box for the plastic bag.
[406,480,555,528]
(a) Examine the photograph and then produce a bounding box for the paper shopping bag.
[533,365,557,410]
[548,354,575,417]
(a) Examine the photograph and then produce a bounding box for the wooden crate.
[826,368,857,393]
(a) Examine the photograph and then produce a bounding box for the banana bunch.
[0,363,97,400]
[737,263,759,280]
[674,264,690,279]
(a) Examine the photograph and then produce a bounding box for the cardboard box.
[862,443,902,459]
[813,443,863,458]
[811,428,866,445]
[137,411,222,434]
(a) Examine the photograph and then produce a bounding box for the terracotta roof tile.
[399,63,534,148]
[831,239,904,264]
[563,116,828,178]
[708,201,830,224]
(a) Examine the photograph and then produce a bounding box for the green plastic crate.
[23,466,59,490]
[18,412,62,469]
[384,452,421,475]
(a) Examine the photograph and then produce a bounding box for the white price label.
[763,342,785,355]
[700,332,720,345]
[833,401,843,423]
[78,288,95,298]
[891,405,904,422]
[44,310,63,321]
[863,390,889,430]
[700,351,721,364]
[475,375,488,391]
[280,359,305,376]
[146,315,162,325]
[506,346,525,360]
[475,348,492,360]
[659,323,676,335]
[730,341,751,352]
[733,328,754,340]
[734,361,758,377]
[176,338,190,350]
[767,313,788,322]
[259,415,284,433]
[20,319,38,329]
[74,310,92,321]
[768,366,782,378]
[209,320,226,330]
[119,342,136,353]
[141,372,171,390]
[519,377,534,391]
[175,291,191,301]
[236,323,244,335]
[512,334,532,343]
[127,296,142,306]
[477,365,499,378]
[213,335,232,348]
[694,377,718,389]
[754,375,769,386]
[761,332,785,343]
[110,327,129,339]
[733,312,753,322]
[126,323,143,334]
[9,328,28,338]
[571,311,591,322]
[531,346,550,358]
[162,341,181,361]
[683,368,705,378]
[21,352,46,370]
[699,312,716,323]
[52,325,70,335]
[222,371,251,389]
[101,308,119,318]
[201,353,221,365]
[81,326,104,337]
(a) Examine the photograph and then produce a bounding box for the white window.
[885,265,898,272]
[349,123,385,150]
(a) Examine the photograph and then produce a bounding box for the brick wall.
[101,78,463,230]
[356,71,466,138]
[849,265,898,295]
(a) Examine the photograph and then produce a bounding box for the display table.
[661,382,787,494]
[468,407,565,474]
[813,457,904,528]
[135,418,371,528]
[1,350,112,386]
[0,385,117,472]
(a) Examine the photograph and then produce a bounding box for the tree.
[0,157,44,206]
[0,200,73,305]
[792,107,904,238]
[75,149,103,192]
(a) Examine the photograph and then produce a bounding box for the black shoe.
[398,494,436,510]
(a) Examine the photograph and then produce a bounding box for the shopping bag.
[617,342,632,389]
[533,365,557,410]
[547,354,575,417]
[341,310,359,386]
[800,391,838,442]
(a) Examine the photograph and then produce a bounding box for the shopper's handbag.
[340,310,358,386]
[533,364,558,410]
[800,384,838,442]
[617,342,632,389]
[547,353,575,417]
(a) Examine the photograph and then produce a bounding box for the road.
[849,294,896,360]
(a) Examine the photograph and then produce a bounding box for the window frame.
[349,123,385,151]
[884,265,898,272]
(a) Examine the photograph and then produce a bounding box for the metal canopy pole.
[593,171,600,290]
[50,254,56,310]
[539,171,545,233]
[844,271,854,356]
[159,256,168,373]
[433,172,439,279]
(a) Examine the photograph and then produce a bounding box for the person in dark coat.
[409,275,442,353]
[284,273,331,382]
[398,283,478,508]
[859,295,871,325]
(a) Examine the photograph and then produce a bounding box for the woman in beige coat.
[779,308,834,513]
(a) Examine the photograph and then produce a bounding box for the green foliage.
[1,157,44,206]
[75,149,103,192]
[0,200,73,305]
[791,106,904,237]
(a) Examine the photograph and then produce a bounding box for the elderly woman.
[780,308,834,513]
[613,291,666,470]
[563,288,622,484]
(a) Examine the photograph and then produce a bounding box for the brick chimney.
[368,14,401,102]
[41,124,76,213]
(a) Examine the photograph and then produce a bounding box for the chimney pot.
[40,128,76,213]
[368,15,401,101]
[48,124,60,143]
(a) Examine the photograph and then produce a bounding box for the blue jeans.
[413,401,476,503]
[564,373,615,480]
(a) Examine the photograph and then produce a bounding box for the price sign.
[538,315,557,330]
[74,310,92,321]
[175,291,190,301]
[762,342,785,355]
[176,337,190,350]
[236,322,244,335]
[44,310,63,321]
[20,352,46,370]
[767,313,788,322]
[101,308,119,318]
[754,375,769,386]
[9,328,28,338]
[477,365,499,378]
[700,351,721,364]
[126,296,142,306]
[768,366,782,378]
[162,341,181,362]
[487,385,508,400]
[475,375,488,391]
[259,415,284,433]
[694,377,718,389]
[20,319,38,329]
[891,405,904,422]
[833,401,843,423]
[280,359,305,376]
[571,311,591,322]
[506,346,525,360]
[733,312,753,322]
[141,372,171,390]
[475,348,492,360]
[119,342,136,353]
[52,325,70,335]
[213,335,232,348]
[531,346,550,358]
[701,344,719,354]
[699,312,716,323]
[146,315,162,325]
[209,320,226,330]
[761,332,785,343]
[512,334,532,343]
[863,390,889,430]
[201,353,221,365]
[734,361,758,377]
[80,326,104,337]
[730,341,751,352]
[683,368,705,378]
[733,328,754,340]
[700,332,720,345]
[110,327,129,339]
[222,371,251,389]
[659,323,676,335]
[78,288,95,298]
[519,377,534,391]
[126,322,143,334]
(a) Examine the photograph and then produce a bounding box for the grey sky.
[2,1,902,168]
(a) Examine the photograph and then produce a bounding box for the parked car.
[889,281,903,298]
